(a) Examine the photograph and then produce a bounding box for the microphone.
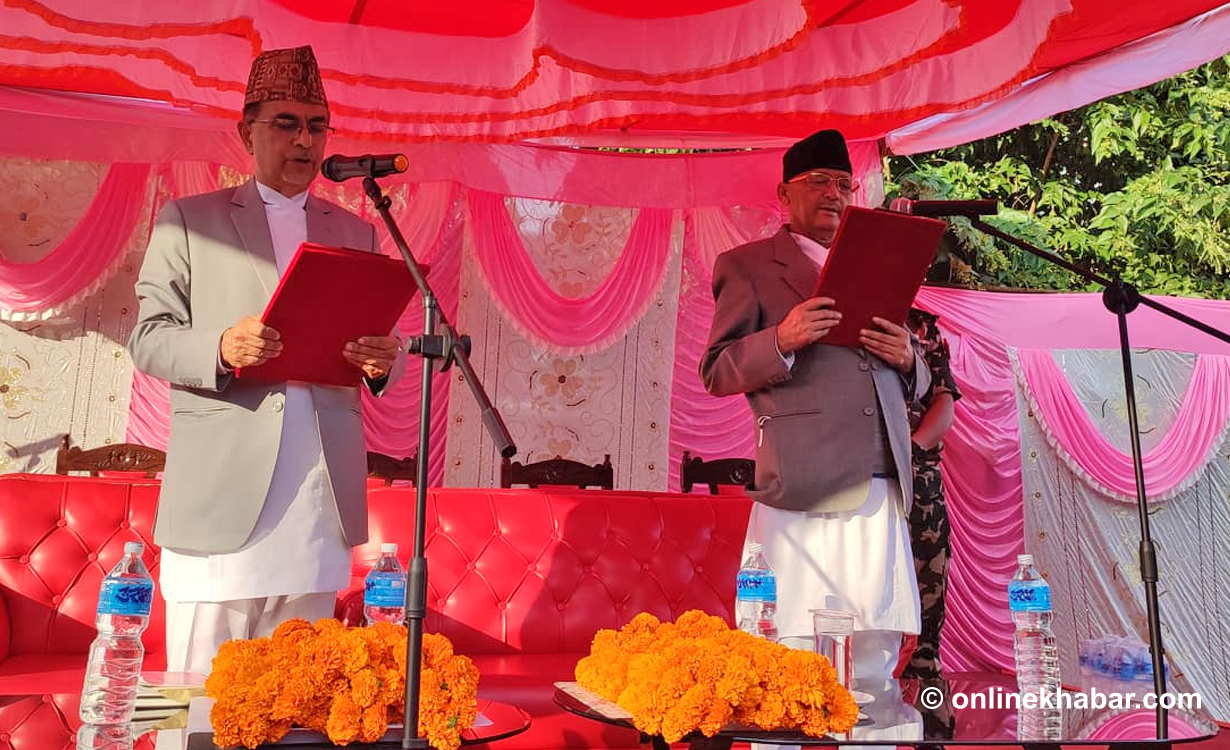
[321,153,409,183]
[889,197,998,218]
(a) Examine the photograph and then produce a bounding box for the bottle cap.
[747,542,764,554]
[380,543,398,554]
[124,541,145,555]
[1017,553,1033,566]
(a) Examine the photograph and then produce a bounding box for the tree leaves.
[886,55,1230,299]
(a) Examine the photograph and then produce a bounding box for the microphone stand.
[962,215,1230,740]
[360,175,517,750]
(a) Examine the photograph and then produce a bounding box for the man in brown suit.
[701,129,928,684]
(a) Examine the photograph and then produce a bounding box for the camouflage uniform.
[903,308,962,678]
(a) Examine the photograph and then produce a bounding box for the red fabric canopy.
[1,0,1228,151]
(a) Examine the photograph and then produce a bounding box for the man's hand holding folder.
[342,336,400,381]
[229,242,416,386]
[219,316,283,372]
[775,296,841,354]
[220,316,398,380]
[775,298,916,374]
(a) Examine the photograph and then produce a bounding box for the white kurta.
[160,183,352,603]
[743,478,920,640]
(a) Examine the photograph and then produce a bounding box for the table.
[162,698,531,749]
[554,672,1219,750]
[0,687,528,750]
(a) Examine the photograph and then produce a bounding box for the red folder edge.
[234,242,421,386]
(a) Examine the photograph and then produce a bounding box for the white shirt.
[160,182,352,602]
[778,232,831,370]
[790,231,830,269]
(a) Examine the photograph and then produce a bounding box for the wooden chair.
[500,454,614,490]
[680,450,755,494]
[366,451,418,485]
[55,435,166,478]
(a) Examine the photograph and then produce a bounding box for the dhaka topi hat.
[244,45,327,108]
[782,129,852,182]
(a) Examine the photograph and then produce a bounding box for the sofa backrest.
[0,475,752,665]
[0,474,166,664]
[343,488,752,654]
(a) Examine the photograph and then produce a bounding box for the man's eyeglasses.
[250,117,335,138]
[787,172,859,194]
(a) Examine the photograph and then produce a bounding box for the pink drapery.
[361,183,463,487]
[125,368,170,451]
[467,191,674,355]
[4,1,1227,150]
[910,293,1028,673]
[0,162,151,319]
[667,210,757,491]
[1016,348,1230,502]
[912,286,1230,673]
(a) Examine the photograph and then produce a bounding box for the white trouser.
[164,592,337,676]
[755,631,902,750]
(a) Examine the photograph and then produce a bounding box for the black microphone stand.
[360,175,517,750]
[962,215,1230,739]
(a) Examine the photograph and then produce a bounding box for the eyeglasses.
[250,117,335,138]
[788,172,859,194]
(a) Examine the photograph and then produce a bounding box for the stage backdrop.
[2,151,1229,720]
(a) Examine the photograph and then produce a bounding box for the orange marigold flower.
[575,609,859,743]
[350,668,382,709]
[358,704,389,743]
[325,693,362,745]
[205,620,478,749]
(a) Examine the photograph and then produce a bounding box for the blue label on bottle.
[1008,579,1051,612]
[365,576,406,608]
[736,571,776,602]
[98,579,153,617]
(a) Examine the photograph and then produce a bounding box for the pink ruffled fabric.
[468,190,674,355]
[1016,348,1230,502]
[0,163,151,319]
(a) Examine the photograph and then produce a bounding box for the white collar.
[790,231,829,255]
[255,181,309,210]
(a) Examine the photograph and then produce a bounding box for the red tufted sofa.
[0,473,752,749]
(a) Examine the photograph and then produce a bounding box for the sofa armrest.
[0,590,9,664]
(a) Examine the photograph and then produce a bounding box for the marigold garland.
[575,610,859,742]
[205,619,479,749]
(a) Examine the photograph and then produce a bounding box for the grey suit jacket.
[700,227,929,514]
[128,180,403,554]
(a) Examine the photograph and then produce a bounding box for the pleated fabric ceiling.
[2,0,1229,152]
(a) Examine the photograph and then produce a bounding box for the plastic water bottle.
[76,724,133,750]
[1008,553,1062,741]
[735,542,778,641]
[364,543,407,625]
[79,541,153,728]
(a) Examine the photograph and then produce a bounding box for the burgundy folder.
[235,242,420,386]
[813,206,948,348]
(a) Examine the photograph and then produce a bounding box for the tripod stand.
[963,214,1230,739]
[360,175,517,750]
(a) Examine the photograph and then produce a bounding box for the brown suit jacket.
[700,227,929,513]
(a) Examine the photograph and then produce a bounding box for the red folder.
[235,242,420,386]
[814,206,947,348]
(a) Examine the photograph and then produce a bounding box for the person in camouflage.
[903,307,962,678]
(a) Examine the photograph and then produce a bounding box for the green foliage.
[886,56,1230,299]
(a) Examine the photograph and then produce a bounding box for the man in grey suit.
[701,129,928,684]
[128,46,404,674]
